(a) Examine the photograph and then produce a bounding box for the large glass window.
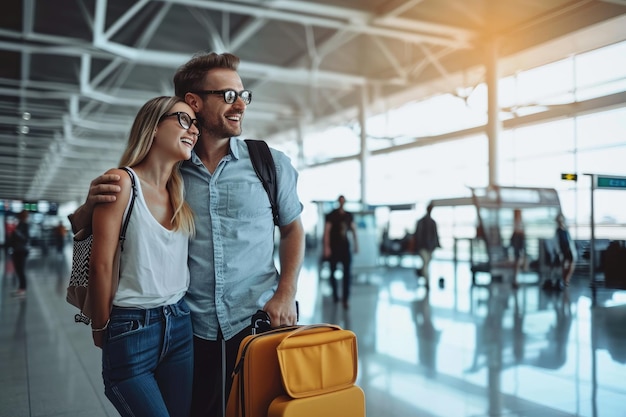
[516,58,575,106]
[366,93,487,139]
[296,40,626,245]
[577,107,626,150]
[367,136,488,206]
[576,41,626,101]
[302,126,360,164]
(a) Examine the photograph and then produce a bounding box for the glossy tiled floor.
[1,246,626,417]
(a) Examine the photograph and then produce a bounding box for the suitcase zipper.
[233,326,298,417]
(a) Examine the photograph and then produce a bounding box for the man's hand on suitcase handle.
[258,300,299,332]
[252,310,272,334]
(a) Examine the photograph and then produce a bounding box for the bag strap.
[118,167,138,251]
[244,139,279,225]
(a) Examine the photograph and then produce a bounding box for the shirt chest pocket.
[225,181,271,219]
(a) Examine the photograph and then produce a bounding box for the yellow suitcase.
[226,324,360,417]
[267,385,365,417]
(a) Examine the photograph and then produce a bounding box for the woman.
[89,96,198,417]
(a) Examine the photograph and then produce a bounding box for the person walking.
[414,203,440,289]
[323,195,359,309]
[555,213,577,288]
[9,210,30,297]
[88,96,198,417]
[69,52,305,417]
[510,209,526,289]
[53,221,67,253]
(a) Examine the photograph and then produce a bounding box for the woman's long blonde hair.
[118,96,195,236]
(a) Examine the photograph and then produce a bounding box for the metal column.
[486,38,501,188]
[359,84,369,205]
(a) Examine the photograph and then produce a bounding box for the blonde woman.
[89,96,198,416]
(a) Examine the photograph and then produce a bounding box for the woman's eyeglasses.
[191,89,252,105]
[159,111,198,130]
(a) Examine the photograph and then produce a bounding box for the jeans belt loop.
[144,307,151,326]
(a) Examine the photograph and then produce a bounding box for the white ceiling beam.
[0,84,295,122]
[194,8,226,52]
[369,35,407,79]
[237,0,371,22]
[104,0,151,39]
[91,37,408,87]
[373,16,473,41]
[377,0,426,18]
[417,43,453,82]
[316,30,359,59]
[447,1,483,27]
[230,17,268,51]
[22,0,35,35]
[241,0,474,41]
[1,25,407,91]
[158,0,471,48]
[0,38,107,59]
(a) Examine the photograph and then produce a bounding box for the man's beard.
[198,116,243,139]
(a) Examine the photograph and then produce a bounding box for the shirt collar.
[189,138,240,165]
[230,138,241,160]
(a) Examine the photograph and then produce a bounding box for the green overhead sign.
[596,175,626,189]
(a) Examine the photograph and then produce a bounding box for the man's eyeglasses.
[159,111,198,130]
[192,89,252,105]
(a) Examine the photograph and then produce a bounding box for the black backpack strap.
[118,167,138,250]
[245,139,279,225]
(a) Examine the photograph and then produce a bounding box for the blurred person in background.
[323,195,359,309]
[414,203,440,289]
[9,210,30,297]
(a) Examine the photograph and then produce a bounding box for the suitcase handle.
[278,323,342,341]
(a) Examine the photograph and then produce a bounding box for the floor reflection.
[2,250,626,417]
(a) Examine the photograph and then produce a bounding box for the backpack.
[245,139,279,226]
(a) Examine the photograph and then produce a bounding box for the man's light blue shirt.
[181,138,303,341]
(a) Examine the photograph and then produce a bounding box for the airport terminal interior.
[2,1,626,417]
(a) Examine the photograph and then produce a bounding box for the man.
[414,203,440,289]
[555,213,576,288]
[53,220,67,253]
[323,195,358,309]
[69,52,305,417]
[9,210,30,297]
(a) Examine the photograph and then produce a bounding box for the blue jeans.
[102,298,193,417]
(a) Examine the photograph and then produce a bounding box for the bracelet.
[91,319,110,332]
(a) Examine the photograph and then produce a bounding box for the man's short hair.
[173,52,240,98]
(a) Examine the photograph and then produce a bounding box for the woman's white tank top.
[113,168,189,308]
